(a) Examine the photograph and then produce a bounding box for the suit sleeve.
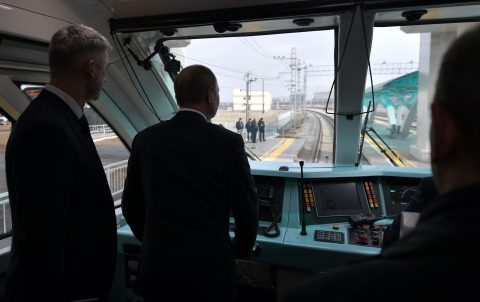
[11,125,74,300]
[229,134,259,258]
[121,135,146,241]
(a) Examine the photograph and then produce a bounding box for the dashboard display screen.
[254,176,284,222]
[388,185,419,205]
[382,177,422,216]
[314,182,362,217]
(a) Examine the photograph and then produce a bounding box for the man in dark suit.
[122,64,259,302]
[283,25,480,302]
[4,25,116,301]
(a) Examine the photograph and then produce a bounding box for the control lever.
[300,161,307,235]
[348,214,378,227]
[251,242,262,257]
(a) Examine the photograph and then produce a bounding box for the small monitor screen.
[388,185,419,205]
[230,175,284,222]
[314,182,361,217]
[382,177,422,216]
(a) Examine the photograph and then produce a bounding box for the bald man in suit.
[122,65,259,302]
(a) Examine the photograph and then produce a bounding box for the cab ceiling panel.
[107,0,311,18]
[0,1,69,42]
[108,0,480,34]
[107,0,480,20]
[0,0,113,44]
[375,3,480,26]
[133,16,338,41]
[109,0,354,33]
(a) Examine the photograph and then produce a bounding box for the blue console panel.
[117,163,431,272]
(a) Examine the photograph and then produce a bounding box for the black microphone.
[299,161,307,236]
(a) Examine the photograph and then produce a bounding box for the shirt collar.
[179,107,208,121]
[44,84,83,119]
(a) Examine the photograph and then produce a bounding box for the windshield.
[133,21,473,168]
[161,31,337,163]
[361,22,478,168]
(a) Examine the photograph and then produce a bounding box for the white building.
[232,88,272,112]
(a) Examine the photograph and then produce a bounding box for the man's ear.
[206,86,214,104]
[431,102,459,163]
[84,59,96,80]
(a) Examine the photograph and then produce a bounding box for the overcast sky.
[181,27,420,103]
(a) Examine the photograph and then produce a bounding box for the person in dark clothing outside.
[235,118,244,130]
[283,25,480,302]
[250,118,258,143]
[235,117,244,134]
[258,117,266,141]
[245,118,252,141]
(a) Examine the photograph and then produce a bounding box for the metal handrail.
[89,124,114,136]
[365,127,407,167]
[0,192,8,206]
[0,160,129,236]
[104,160,128,195]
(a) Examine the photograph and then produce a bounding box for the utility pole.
[262,78,265,114]
[245,72,249,121]
[303,65,307,108]
[244,71,257,121]
[296,59,302,119]
[291,48,297,124]
[274,47,298,112]
[274,48,303,127]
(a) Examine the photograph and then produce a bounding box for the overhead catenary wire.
[250,37,274,57]
[112,34,162,121]
[238,37,272,58]
[175,53,289,89]
[324,0,375,118]
[359,1,376,114]
[111,34,157,117]
[176,53,246,75]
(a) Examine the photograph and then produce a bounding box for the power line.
[237,38,272,58]
[214,71,244,80]
[176,53,245,74]
[307,61,419,75]
[177,52,286,80]
[249,37,273,57]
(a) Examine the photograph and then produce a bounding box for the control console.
[348,224,388,247]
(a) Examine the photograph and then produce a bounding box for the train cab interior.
[1,0,479,301]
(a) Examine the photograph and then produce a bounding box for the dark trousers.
[251,131,257,143]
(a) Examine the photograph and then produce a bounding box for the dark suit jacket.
[283,184,480,302]
[122,110,259,302]
[4,90,117,301]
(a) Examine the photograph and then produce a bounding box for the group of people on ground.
[4,21,480,302]
[236,117,265,143]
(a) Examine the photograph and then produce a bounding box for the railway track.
[305,109,335,163]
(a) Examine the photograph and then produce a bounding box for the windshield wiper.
[245,146,261,161]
